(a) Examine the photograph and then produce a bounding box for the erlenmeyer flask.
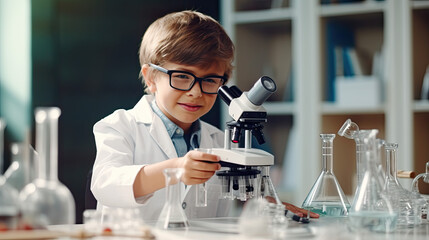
[348,130,397,233]
[19,107,75,227]
[381,143,419,227]
[156,168,189,230]
[4,143,36,191]
[302,134,350,217]
[259,166,286,225]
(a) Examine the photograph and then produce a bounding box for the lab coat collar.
[133,95,221,158]
[134,95,178,159]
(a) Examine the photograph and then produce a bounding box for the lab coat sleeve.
[91,110,152,207]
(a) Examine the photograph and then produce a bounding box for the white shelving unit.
[221,0,429,205]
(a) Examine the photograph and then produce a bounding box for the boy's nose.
[187,81,203,97]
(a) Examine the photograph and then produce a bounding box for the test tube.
[195,183,207,207]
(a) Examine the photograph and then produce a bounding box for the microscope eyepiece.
[218,86,235,106]
[247,76,277,106]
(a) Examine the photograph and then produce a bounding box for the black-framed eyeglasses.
[149,63,226,94]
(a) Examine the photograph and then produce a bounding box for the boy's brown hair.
[139,10,234,93]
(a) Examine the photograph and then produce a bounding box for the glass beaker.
[156,168,189,230]
[302,134,350,217]
[348,130,397,233]
[19,107,76,227]
[381,143,419,227]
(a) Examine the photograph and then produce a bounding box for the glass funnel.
[381,143,419,227]
[348,130,397,233]
[302,134,350,217]
[156,168,189,230]
[19,107,76,227]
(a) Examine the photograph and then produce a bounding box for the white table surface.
[46,217,429,240]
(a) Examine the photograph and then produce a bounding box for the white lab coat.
[91,95,231,222]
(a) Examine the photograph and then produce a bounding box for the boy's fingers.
[190,150,220,162]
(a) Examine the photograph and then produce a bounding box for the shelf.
[414,100,429,112]
[264,102,295,115]
[412,0,429,9]
[319,1,385,17]
[322,102,385,115]
[233,8,294,24]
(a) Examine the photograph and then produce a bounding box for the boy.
[91,10,317,221]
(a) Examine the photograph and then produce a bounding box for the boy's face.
[146,62,224,132]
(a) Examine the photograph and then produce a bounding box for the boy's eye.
[203,78,217,84]
[172,73,192,80]
[203,78,222,85]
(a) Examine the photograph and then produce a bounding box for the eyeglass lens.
[170,72,223,93]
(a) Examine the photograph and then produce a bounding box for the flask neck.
[320,134,335,173]
[35,108,61,181]
[164,168,183,205]
[385,143,399,182]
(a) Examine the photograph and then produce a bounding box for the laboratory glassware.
[348,129,397,233]
[411,161,429,223]
[259,166,286,225]
[0,118,20,230]
[375,139,386,187]
[156,168,189,230]
[4,143,37,191]
[411,161,429,193]
[381,143,420,227]
[338,119,384,191]
[19,107,76,227]
[0,118,5,174]
[302,134,350,217]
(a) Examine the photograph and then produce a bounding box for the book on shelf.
[422,66,429,100]
[326,21,355,102]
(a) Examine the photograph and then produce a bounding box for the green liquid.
[348,211,398,233]
[306,202,350,217]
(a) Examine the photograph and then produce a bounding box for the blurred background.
[1,0,429,225]
[0,0,222,224]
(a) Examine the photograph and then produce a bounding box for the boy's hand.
[177,150,221,185]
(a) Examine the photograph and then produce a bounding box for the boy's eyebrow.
[174,67,225,78]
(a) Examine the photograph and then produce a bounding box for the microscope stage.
[210,148,274,166]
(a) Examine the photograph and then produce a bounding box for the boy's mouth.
[178,103,202,112]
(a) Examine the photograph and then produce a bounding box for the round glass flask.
[302,134,350,217]
[156,168,189,230]
[19,107,76,227]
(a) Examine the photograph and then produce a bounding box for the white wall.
[0,0,32,141]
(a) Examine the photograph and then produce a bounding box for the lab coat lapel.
[134,95,178,159]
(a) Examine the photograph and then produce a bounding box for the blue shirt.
[151,100,201,157]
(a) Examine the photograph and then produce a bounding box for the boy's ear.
[142,64,157,93]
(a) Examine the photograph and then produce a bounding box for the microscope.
[210,76,276,201]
